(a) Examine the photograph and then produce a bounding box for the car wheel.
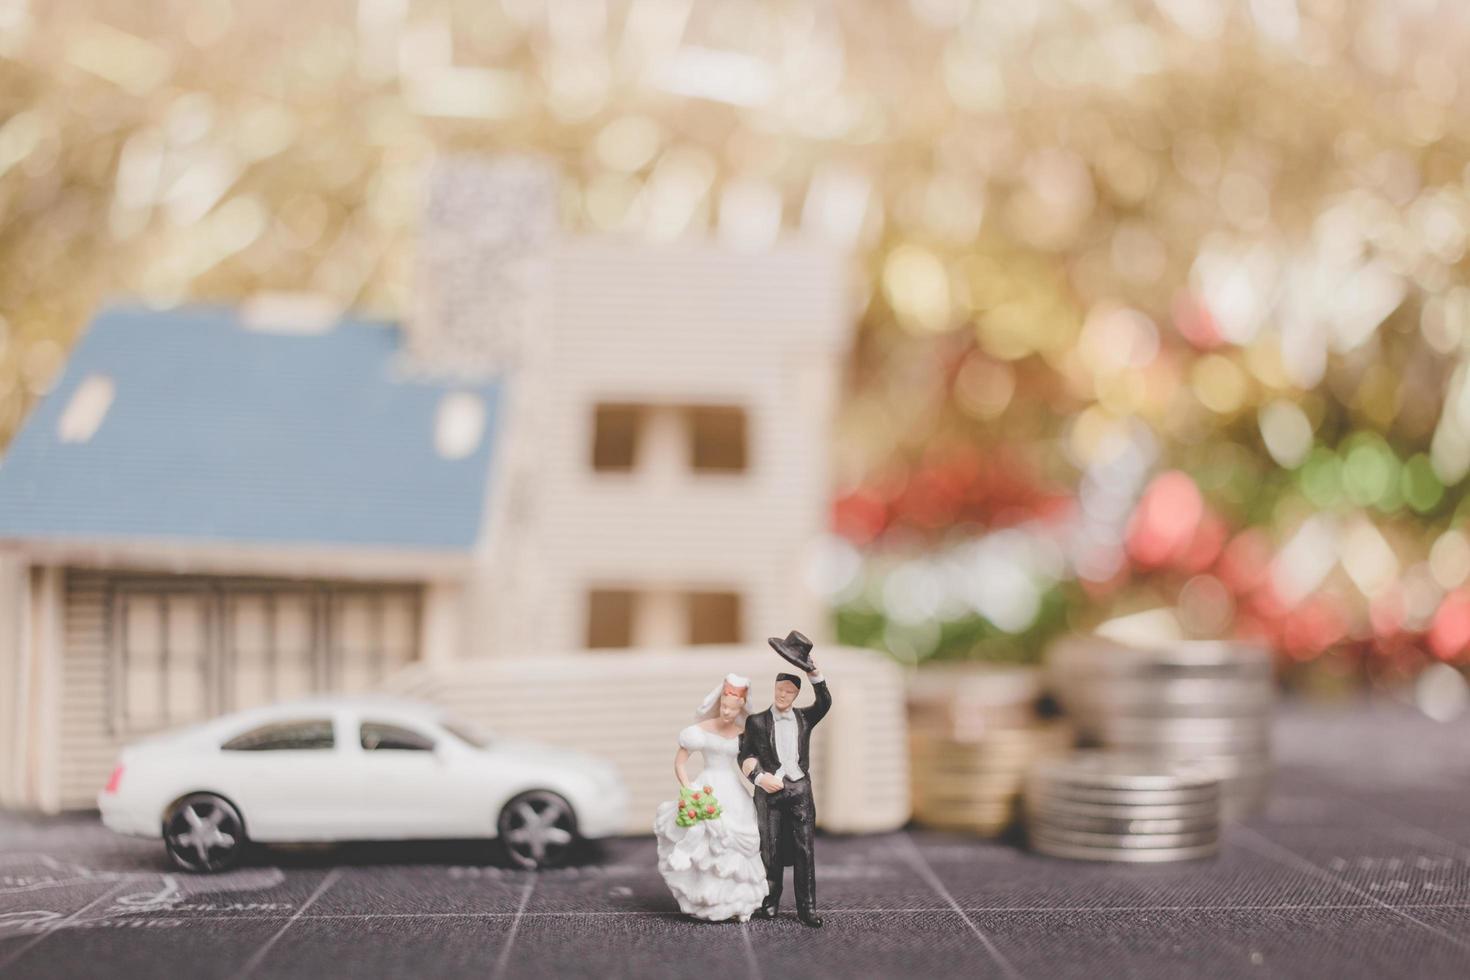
[498,790,578,869]
[163,793,247,873]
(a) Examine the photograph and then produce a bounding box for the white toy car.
[98,696,629,872]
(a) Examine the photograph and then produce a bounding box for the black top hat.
[768,630,816,673]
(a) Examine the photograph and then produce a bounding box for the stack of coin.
[1024,753,1223,862]
[1045,636,1275,818]
[908,665,1073,835]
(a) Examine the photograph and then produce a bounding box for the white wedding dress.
[653,725,768,922]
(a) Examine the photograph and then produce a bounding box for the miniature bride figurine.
[653,673,768,922]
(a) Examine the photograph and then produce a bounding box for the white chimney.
[408,155,558,378]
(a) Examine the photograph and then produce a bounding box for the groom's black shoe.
[752,904,779,920]
[798,911,823,928]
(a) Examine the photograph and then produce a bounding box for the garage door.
[110,576,421,735]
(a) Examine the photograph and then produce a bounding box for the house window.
[688,591,742,644]
[587,588,636,648]
[689,407,748,472]
[57,374,115,443]
[592,404,641,471]
[434,392,486,460]
[591,403,750,474]
[585,587,745,648]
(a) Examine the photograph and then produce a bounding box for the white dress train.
[653,725,768,922]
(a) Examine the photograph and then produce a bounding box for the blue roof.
[0,304,504,551]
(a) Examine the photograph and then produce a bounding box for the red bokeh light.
[1280,596,1348,660]
[833,487,888,544]
[1217,529,1274,596]
[1126,470,1204,568]
[1429,589,1470,661]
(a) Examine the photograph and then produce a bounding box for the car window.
[221,719,335,751]
[441,718,492,749]
[360,721,435,752]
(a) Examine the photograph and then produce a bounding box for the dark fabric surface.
[4,702,1470,979]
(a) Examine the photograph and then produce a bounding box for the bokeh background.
[5,0,1470,704]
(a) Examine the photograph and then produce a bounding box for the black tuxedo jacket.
[738,679,832,784]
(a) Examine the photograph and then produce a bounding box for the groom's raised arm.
[802,668,832,727]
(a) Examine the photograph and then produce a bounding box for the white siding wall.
[475,239,849,656]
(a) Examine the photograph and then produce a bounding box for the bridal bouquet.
[675,784,723,827]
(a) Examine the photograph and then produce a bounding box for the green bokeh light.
[1401,453,1444,514]
[1342,438,1397,508]
[1299,447,1343,509]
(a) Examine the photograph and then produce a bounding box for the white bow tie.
[773,708,795,721]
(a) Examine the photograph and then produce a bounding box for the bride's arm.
[673,747,693,789]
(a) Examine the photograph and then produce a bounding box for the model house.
[0,156,868,819]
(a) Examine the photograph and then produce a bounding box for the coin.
[916,750,1067,773]
[1045,634,1275,821]
[1029,837,1221,863]
[1066,675,1274,707]
[911,730,1072,757]
[1021,794,1221,821]
[911,805,1017,822]
[913,762,1032,783]
[915,793,1024,811]
[914,747,1045,765]
[913,776,1025,794]
[1029,811,1218,836]
[1049,636,1273,674]
[916,754,1066,773]
[915,813,1015,834]
[1028,753,1222,791]
[917,767,1034,787]
[909,664,1044,709]
[1066,707,1272,730]
[1055,660,1271,682]
[908,715,1043,742]
[1155,753,1272,778]
[1028,782,1222,806]
[1096,714,1270,737]
[907,670,1070,836]
[1028,825,1219,849]
[918,806,1020,820]
[1100,743,1272,766]
[914,787,1025,806]
[916,812,1015,828]
[909,716,1072,744]
[906,665,1079,836]
[1098,727,1272,749]
[1064,698,1273,726]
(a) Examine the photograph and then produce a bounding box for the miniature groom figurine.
[739,630,832,928]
